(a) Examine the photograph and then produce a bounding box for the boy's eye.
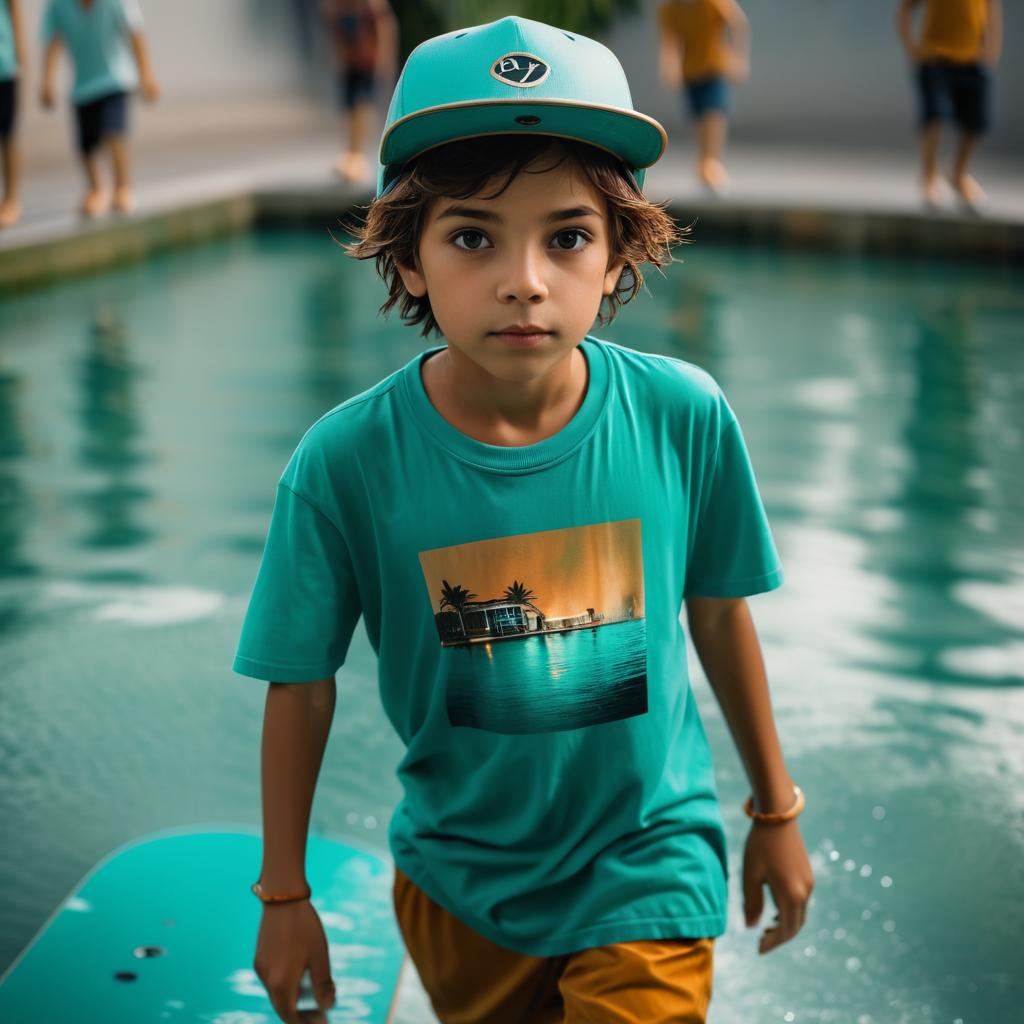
[550,229,590,252]
[451,230,492,251]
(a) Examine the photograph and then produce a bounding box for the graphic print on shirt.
[419,519,647,735]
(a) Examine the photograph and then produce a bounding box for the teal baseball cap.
[376,16,667,197]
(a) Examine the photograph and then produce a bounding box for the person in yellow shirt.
[897,0,1003,213]
[657,0,750,196]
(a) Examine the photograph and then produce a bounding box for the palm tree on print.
[439,579,477,637]
[503,579,546,629]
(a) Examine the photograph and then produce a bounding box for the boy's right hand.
[726,52,749,83]
[906,41,928,63]
[253,901,337,1023]
[40,82,55,109]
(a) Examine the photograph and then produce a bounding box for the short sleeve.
[119,0,144,32]
[683,416,784,599]
[232,482,362,682]
[41,2,61,44]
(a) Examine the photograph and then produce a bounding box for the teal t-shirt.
[0,2,17,81]
[233,335,785,956]
[41,0,143,104]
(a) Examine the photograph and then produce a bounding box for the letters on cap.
[490,52,551,88]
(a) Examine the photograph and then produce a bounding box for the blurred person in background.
[657,0,749,196]
[897,0,1003,213]
[321,0,397,184]
[39,0,159,218]
[0,0,24,228]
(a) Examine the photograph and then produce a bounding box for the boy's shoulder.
[598,335,731,428]
[294,362,402,447]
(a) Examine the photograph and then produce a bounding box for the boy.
[320,0,397,184]
[0,0,22,228]
[658,0,750,196]
[897,0,1003,212]
[39,0,159,218]
[235,16,813,1024]
[0,0,23,228]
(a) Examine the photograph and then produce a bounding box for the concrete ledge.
[253,184,1024,262]
[0,195,257,295]
[0,182,1020,296]
[668,201,1024,261]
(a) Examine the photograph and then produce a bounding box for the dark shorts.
[337,68,375,110]
[0,77,16,142]
[915,60,990,135]
[74,90,129,155]
[685,75,729,118]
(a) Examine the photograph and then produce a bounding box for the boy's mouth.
[490,324,552,346]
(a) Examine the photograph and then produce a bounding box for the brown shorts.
[393,865,716,1024]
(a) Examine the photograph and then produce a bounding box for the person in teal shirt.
[39,0,159,218]
[0,0,24,229]
[234,17,814,1023]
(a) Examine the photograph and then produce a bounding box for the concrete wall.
[607,0,1023,156]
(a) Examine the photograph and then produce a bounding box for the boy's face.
[396,152,625,384]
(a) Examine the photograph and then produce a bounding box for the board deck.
[0,825,407,1023]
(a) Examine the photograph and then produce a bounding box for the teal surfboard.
[0,825,408,1023]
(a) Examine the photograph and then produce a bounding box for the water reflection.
[859,290,1018,686]
[74,305,155,552]
[301,251,367,410]
[0,361,35,583]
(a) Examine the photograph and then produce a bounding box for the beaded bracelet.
[743,784,805,825]
[251,880,311,904]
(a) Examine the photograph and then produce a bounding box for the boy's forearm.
[984,0,1002,63]
[686,598,795,814]
[726,7,751,59]
[896,0,919,52]
[259,677,336,890]
[42,37,61,85]
[9,0,24,68]
[129,31,153,80]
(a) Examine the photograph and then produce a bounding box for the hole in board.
[114,971,138,983]
[514,116,541,126]
[133,945,167,958]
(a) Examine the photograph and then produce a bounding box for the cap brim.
[380,98,667,176]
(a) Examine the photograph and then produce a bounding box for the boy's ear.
[395,255,428,299]
[603,258,627,297]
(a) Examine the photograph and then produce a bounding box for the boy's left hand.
[140,75,160,102]
[742,820,814,955]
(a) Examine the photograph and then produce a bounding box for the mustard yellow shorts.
[393,866,716,1024]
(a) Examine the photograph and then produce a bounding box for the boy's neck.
[420,343,589,447]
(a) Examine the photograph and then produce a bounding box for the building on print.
[431,577,645,647]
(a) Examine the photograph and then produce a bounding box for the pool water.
[0,228,1021,1023]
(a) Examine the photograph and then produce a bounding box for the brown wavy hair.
[341,135,690,338]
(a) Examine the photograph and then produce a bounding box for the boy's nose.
[497,247,549,304]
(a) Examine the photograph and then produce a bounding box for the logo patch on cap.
[491,52,550,88]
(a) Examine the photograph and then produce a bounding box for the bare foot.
[950,172,987,213]
[698,158,731,197]
[80,189,110,219]
[922,172,943,211]
[112,185,136,213]
[0,198,21,228]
